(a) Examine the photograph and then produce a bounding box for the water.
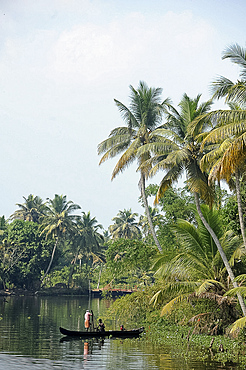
[0,296,242,369]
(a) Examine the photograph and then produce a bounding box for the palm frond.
[160,294,188,316]
[222,44,246,77]
[196,280,225,295]
[111,138,141,179]
[114,99,139,128]
[230,316,246,333]
[225,286,246,297]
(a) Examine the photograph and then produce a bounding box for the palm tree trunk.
[68,252,78,288]
[140,172,163,253]
[41,237,59,286]
[235,169,246,250]
[97,263,103,289]
[194,192,246,316]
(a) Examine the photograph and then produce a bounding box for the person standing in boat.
[84,309,92,331]
[97,318,105,332]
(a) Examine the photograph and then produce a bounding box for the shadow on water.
[0,296,243,369]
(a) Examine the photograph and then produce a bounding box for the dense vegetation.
[2,44,246,356]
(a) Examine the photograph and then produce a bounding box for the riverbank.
[0,287,88,296]
[101,289,246,368]
[140,320,246,368]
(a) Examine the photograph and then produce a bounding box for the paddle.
[91,309,95,332]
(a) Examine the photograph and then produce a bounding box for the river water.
[0,295,242,369]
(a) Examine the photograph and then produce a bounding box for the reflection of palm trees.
[109,209,141,240]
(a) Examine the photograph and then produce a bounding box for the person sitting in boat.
[120,324,125,331]
[97,318,105,332]
[84,310,92,331]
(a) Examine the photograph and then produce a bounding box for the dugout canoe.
[59,326,144,338]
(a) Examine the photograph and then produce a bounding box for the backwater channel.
[0,295,243,369]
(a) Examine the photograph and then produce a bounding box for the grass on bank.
[101,288,246,367]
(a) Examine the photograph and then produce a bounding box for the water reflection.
[0,296,242,369]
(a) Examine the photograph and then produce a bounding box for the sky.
[0,0,245,230]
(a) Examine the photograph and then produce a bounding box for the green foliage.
[105,239,157,286]
[44,266,71,287]
[166,295,238,335]
[1,220,55,289]
[109,209,141,240]
[102,288,157,328]
[145,185,195,224]
[221,184,246,235]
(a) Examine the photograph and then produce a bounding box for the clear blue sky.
[0,0,245,229]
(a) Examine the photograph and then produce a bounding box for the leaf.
[230,316,246,333]
[160,294,188,316]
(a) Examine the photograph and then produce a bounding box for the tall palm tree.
[98,81,171,253]
[203,44,246,251]
[200,104,246,250]
[39,194,81,285]
[109,208,141,240]
[138,93,246,316]
[11,194,48,223]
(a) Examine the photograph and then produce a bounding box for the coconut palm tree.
[39,194,81,285]
[75,211,104,259]
[200,104,246,250]
[211,43,246,104]
[11,194,48,223]
[150,204,244,318]
[199,44,246,250]
[98,81,171,253]
[68,211,104,287]
[138,93,246,315]
[109,208,141,240]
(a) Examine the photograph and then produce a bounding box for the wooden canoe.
[59,326,144,338]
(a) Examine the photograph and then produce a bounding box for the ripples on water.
[0,296,242,369]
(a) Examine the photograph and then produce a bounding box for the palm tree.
[109,208,141,240]
[201,44,246,250]
[200,105,246,250]
[211,43,246,104]
[39,194,81,285]
[75,211,104,259]
[98,81,171,253]
[138,206,164,238]
[68,211,104,286]
[151,205,244,319]
[138,93,246,316]
[11,194,48,223]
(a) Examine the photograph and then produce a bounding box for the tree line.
[97,43,246,332]
[2,43,246,334]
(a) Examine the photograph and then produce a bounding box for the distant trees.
[3,194,106,290]
[11,194,47,223]
[0,220,54,289]
[109,209,141,240]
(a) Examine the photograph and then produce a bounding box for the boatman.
[97,318,105,332]
[84,309,92,331]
